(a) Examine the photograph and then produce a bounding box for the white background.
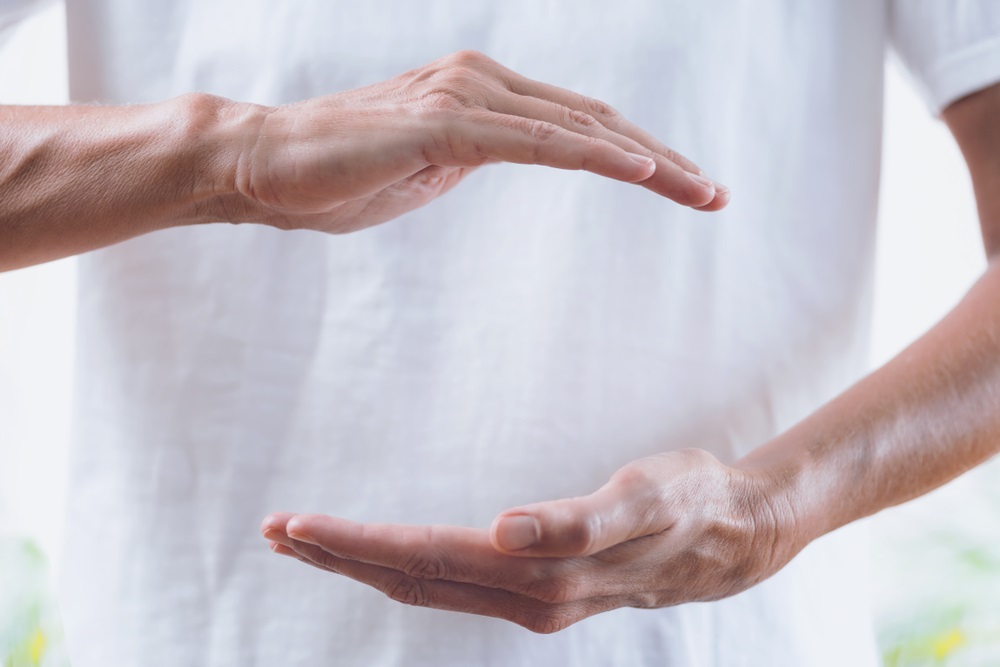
[0,1,994,612]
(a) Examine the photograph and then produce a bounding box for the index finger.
[501,72,730,210]
[284,515,541,587]
[502,74,702,175]
[275,514,655,604]
[282,514,621,604]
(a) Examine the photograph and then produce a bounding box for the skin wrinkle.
[0,127,47,244]
[262,83,1000,632]
[0,95,222,270]
[1,50,723,271]
[10,42,1000,635]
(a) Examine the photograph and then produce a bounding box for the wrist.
[173,92,270,226]
[730,446,813,570]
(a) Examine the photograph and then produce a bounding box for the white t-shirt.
[3,1,999,665]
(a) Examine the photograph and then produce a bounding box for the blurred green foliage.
[2,500,1000,667]
[872,461,1000,666]
[0,538,69,667]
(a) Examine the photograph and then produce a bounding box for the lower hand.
[261,449,799,634]
[215,50,728,234]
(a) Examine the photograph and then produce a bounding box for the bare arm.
[259,82,1000,634]
[0,50,727,272]
[739,82,1000,545]
[0,95,235,270]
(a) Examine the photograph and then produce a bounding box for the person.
[2,1,999,665]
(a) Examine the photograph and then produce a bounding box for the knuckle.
[439,65,480,86]
[444,49,491,69]
[612,461,660,496]
[291,541,318,559]
[421,89,467,111]
[399,551,448,580]
[582,97,617,120]
[663,148,687,166]
[418,59,492,111]
[411,167,449,192]
[561,512,603,555]
[420,80,480,110]
[384,577,430,607]
[608,462,665,524]
[656,146,699,174]
[521,610,576,635]
[567,108,600,129]
[524,577,584,604]
[315,551,341,572]
[525,119,560,143]
[678,447,724,470]
[625,591,664,610]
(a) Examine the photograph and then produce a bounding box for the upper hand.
[217,50,728,234]
[261,449,800,634]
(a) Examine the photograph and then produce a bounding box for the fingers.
[445,111,722,208]
[272,513,655,603]
[261,512,298,547]
[484,91,724,207]
[693,187,731,212]
[281,515,541,590]
[440,110,658,184]
[410,51,727,210]
[487,91,653,162]
[491,467,669,558]
[263,512,343,574]
[261,510,671,629]
[267,520,621,634]
[298,537,620,633]
[504,72,703,175]
[498,71,729,208]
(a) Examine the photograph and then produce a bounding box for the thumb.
[490,472,663,558]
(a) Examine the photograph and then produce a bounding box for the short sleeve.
[890,0,1000,115]
[0,0,54,49]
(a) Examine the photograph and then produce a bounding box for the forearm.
[2,52,728,272]
[0,94,250,271]
[738,258,1000,549]
[736,85,1000,552]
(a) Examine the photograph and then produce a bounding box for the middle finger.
[486,90,722,205]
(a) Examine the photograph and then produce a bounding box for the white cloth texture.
[0,0,50,48]
[0,0,996,665]
[890,0,1000,114]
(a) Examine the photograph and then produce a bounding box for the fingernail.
[495,515,540,551]
[686,171,715,189]
[286,520,306,540]
[625,152,656,169]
